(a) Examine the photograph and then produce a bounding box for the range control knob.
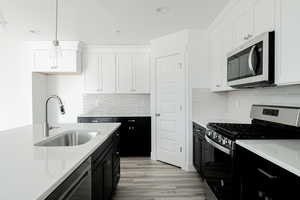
[213,132,218,139]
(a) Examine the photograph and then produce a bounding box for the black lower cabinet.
[192,122,207,178]
[46,158,92,200]
[45,129,121,200]
[237,145,300,200]
[92,130,120,200]
[78,117,151,157]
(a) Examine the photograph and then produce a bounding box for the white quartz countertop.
[79,113,151,118]
[0,123,121,200]
[236,140,300,177]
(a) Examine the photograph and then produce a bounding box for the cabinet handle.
[51,66,58,69]
[91,119,99,123]
[116,133,120,137]
[155,113,161,117]
[257,168,278,179]
[216,85,221,87]
[128,120,136,122]
[116,152,120,155]
[128,126,135,130]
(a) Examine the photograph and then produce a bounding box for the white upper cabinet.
[209,28,223,91]
[234,8,254,46]
[277,0,300,85]
[210,19,235,92]
[209,0,277,92]
[83,46,150,94]
[84,53,99,92]
[134,53,150,93]
[33,49,52,72]
[29,41,82,73]
[234,0,275,47]
[253,0,276,36]
[100,54,116,93]
[117,53,133,93]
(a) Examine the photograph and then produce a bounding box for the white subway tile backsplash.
[82,94,150,115]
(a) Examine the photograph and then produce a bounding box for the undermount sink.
[35,130,101,147]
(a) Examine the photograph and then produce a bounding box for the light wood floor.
[113,157,206,200]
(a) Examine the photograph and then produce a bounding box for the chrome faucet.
[44,95,65,137]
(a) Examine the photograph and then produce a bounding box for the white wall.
[46,75,83,124]
[0,38,32,131]
[188,30,210,89]
[227,85,300,122]
[32,73,47,124]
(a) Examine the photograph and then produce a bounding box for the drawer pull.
[257,168,278,179]
[91,120,99,123]
[128,120,136,122]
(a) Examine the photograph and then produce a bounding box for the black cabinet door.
[193,133,202,174]
[78,116,151,157]
[103,149,113,200]
[124,117,151,156]
[93,161,105,200]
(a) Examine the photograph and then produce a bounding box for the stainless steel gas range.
[203,104,300,200]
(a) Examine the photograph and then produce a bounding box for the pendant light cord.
[55,0,58,43]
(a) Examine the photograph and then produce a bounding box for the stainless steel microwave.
[227,31,275,88]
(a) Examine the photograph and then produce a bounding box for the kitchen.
[1,0,300,200]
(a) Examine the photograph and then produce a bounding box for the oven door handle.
[205,135,231,155]
[248,45,256,75]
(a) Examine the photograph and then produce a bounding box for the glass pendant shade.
[50,40,62,67]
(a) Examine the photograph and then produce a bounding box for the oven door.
[202,136,234,200]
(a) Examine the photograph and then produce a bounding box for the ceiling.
[0,0,229,44]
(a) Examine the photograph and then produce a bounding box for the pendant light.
[51,0,62,66]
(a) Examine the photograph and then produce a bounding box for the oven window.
[202,144,234,200]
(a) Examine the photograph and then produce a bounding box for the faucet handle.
[60,105,65,114]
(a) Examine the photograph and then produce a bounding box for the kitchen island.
[0,123,121,200]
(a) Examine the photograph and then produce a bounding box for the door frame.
[151,50,191,170]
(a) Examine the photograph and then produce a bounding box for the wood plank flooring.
[113,157,206,200]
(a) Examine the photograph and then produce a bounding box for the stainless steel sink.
[35,130,101,147]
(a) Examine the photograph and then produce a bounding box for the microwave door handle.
[248,45,256,75]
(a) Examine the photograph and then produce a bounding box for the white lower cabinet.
[83,47,150,94]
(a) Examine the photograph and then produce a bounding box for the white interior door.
[156,53,185,167]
